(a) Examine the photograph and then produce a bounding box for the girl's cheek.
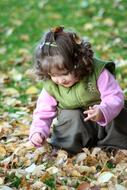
[52,77,58,83]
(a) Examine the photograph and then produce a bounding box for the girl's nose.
[62,79,66,83]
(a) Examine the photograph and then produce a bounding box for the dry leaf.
[25,163,36,173]
[0,144,6,159]
[77,182,90,190]
[0,186,13,190]
[103,18,114,26]
[2,87,19,97]
[70,169,81,177]
[57,185,69,190]
[76,165,96,174]
[55,150,68,166]
[115,149,127,164]
[31,181,45,189]
[85,155,98,166]
[97,172,115,184]
[46,166,59,174]
[0,177,4,185]
[83,23,94,30]
[25,86,38,94]
[75,152,87,163]
[20,34,30,41]
[8,68,22,81]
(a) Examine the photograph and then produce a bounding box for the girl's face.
[49,69,79,88]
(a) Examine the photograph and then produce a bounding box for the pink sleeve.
[29,89,57,140]
[97,69,124,126]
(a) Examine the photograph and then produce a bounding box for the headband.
[40,42,57,49]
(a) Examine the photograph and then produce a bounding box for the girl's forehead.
[49,67,68,75]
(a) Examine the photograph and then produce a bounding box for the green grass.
[0,0,127,65]
[0,0,127,115]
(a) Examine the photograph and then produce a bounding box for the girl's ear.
[72,33,82,45]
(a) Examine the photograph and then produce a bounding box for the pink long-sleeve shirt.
[29,69,124,140]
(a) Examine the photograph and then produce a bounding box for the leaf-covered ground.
[0,0,127,189]
[1,116,127,189]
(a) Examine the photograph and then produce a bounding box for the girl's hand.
[83,105,103,122]
[30,133,45,147]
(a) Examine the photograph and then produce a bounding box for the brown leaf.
[0,120,13,138]
[77,182,90,190]
[115,149,127,164]
[20,34,30,41]
[55,150,68,166]
[57,185,69,190]
[40,172,51,182]
[84,155,98,166]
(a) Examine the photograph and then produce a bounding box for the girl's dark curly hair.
[34,26,94,80]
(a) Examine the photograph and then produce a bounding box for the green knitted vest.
[43,58,115,109]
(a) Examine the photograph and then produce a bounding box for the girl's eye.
[63,71,70,75]
[51,74,56,77]
[49,71,70,77]
[48,73,56,77]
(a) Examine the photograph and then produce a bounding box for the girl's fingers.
[84,109,97,121]
[83,109,94,115]
[31,140,42,147]
[84,115,93,121]
[84,105,101,122]
[84,113,96,121]
[31,135,43,147]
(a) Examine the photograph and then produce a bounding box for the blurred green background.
[0,0,127,116]
[1,0,127,63]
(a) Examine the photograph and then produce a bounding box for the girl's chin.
[63,85,71,87]
[62,83,75,87]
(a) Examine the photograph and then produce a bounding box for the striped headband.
[40,42,57,49]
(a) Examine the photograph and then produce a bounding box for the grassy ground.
[0,0,127,79]
[0,0,127,62]
[0,0,127,112]
[0,0,127,118]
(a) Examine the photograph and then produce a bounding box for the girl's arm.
[29,89,57,141]
[97,69,124,126]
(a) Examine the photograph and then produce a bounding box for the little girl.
[29,26,127,154]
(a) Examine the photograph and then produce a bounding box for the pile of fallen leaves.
[1,66,127,189]
[0,117,127,190]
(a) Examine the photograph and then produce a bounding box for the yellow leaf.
[71,169,81,177]
[11,120,30,129]
[103,18,114,26]
[0,72,10,84]
[83,23,94,30]
[25,86,38,94]
[0,145,6,159]
[46,166,59,174]
[11,120,30,136]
